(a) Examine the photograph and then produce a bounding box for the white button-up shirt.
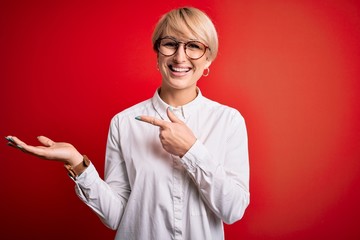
[74,89,250,240]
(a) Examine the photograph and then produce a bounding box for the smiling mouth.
[169,65,191,73]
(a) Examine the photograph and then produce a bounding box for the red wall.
[1,0,359,239]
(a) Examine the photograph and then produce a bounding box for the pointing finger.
[135,116,166,128]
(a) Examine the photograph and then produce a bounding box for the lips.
[169,65,191,73]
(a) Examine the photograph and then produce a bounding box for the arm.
[136,108,250,224]
[180,111,250,224]
[5,127,131,230]
[70,117,131,230]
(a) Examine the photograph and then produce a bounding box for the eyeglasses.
[156,36,209,60]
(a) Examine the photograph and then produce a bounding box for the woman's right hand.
[5,136,83,167]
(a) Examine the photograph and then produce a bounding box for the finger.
[6,141,25,151]
[37,136,55,147]
[6,136,50,158]
[167,107,183,123]
[8,136,27,147]
[20,144,48,157]
[6,136,32,153]
[5,136,17,145]
[136,115,167,128]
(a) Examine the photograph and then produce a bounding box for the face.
[157,32,212,92]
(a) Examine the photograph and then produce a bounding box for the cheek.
[193,61,208,73]
[157,59,167,73]
[159,64,168,76]
[158,57,168,69]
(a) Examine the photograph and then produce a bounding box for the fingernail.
[135,116,141,120]
[16,145,23,149]
[168,106,173,112]
[5,136,15,143]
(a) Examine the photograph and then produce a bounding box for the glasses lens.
[158,38,178,56]
[185,41,206,59]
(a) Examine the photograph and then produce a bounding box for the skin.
[157,33,212,106]
[5,31,212,166]
[137,32,212,157]
[6,136,84,167]
[137,107,196,158]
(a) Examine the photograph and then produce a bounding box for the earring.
[202,67,210,77]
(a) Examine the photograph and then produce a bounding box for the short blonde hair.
[152,7,219,61]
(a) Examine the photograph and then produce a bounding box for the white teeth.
[172,67,189,72]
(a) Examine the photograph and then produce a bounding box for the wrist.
[64,155,91,180]
[66,152,84,168]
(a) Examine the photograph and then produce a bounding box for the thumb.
[37,136,55,147]
[167,107,182,123]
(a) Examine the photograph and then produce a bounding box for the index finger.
[135,116,167,128]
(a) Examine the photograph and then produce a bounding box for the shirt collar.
[151,88,204,121]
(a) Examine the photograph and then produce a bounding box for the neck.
[159,86,198,107]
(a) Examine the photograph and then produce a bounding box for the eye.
[161,40,178,48]
[187,42,204,50]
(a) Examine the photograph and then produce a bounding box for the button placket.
[172,156,183,239]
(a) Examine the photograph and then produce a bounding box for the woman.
[6,7,250,240]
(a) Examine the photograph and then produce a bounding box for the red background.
[1,0,359,239]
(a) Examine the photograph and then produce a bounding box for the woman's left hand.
[136,108,196,157]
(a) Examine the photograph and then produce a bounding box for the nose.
[173,43,187,62]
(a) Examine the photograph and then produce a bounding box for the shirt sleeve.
[180,110,250,224]
[73,116,131,230]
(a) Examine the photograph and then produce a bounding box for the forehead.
[161,20,199,41]
[163,31,200,42]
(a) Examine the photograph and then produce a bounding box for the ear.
[205,58,212,69]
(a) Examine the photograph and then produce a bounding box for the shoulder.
[200,96,247,141]
[201,96,244,122]
[110,98,152,126]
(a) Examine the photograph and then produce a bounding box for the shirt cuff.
[180,139,210,172]
[68,162,99,188]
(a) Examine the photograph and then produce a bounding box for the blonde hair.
[152,7,219,61]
